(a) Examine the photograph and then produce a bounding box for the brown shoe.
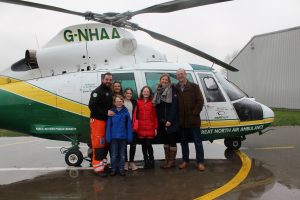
[178,162,189,169]
[197,163,205,172]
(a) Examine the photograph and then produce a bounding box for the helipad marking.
[195,151,252,200]
[0,139,43,148]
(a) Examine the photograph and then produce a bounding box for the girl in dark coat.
[153,74,179,169]
[133,86,158,169]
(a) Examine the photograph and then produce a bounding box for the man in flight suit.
[89,72,114,176]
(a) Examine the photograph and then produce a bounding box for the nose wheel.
[65,149,83,167]
[60,134,84,167]
[224,137,242,150]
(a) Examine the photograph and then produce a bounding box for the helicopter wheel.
[65,150,83,167]
[224,138,230,148]
[224,137,241,150]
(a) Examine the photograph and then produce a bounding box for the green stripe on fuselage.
[0,88,272,144]
[0,89,90,143]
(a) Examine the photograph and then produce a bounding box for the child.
[123,88,138,171]
[133,86,158,169]
[106,95,133,176]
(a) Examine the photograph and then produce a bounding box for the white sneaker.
[129,162,138,171]
[124,162,129,171]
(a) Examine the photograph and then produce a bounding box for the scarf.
[152,84,172,105]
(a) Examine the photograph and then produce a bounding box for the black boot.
[149,158,155,169]
[144,159,150,169]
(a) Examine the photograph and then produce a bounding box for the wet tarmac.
[0,126,299,200]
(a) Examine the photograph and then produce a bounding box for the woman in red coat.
[133,86,158,169]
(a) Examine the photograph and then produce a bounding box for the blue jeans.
[110,139,127,172]
[180,128,204,163]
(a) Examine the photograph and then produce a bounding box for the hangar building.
[228,26,300,109]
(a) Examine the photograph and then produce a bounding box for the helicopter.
[0,0,274,167]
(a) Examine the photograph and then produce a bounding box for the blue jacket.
[106,106,133,143]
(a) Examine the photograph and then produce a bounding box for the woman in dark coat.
[153,74,179,169]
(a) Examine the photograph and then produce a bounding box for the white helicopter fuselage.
[0,23,274,147]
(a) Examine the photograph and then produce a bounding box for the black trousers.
[158,122,177,147]
[140,138,154,160]
[125,134,137,162]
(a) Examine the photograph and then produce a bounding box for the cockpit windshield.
[216,73,248,101]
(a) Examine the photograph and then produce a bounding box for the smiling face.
[160,75,170,87]
[176,68,187,84]
[113,82,122,94]
[102,74,113,88]
[142,87,151,99]
[114,96,124,108]
[124,89,133,100]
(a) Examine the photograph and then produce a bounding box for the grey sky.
[0,0,300,71]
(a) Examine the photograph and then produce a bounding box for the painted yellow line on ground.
[195,151,252,200]
[255,146,295,150]
[0,139,43,148]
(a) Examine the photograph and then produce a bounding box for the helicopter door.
[81,72,99,106]
[56,73,82,130]
[196,73,238,127]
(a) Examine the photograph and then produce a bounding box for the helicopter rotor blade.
[137,26,238,71]
[130,0,232,16]
[0,0,88,18]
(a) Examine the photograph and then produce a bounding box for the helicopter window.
[109,73,138,99]
[145,72,193,92]
[198,74,226,102]
[216,73,247,101]
[203,77,218,90]
[11,58,31,71]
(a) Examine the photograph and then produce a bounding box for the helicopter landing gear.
[224,137,242,150]
[64,149,83,167]
[60,134,84,167]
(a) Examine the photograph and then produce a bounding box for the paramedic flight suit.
[88,83,113,173]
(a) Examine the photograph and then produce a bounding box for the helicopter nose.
[260,103,275,119]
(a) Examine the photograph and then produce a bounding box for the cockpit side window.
[145,72,194,92]
[216,73,247,101]
[198,73,226,102]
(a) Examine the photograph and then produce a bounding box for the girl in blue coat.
[106,95,133,176]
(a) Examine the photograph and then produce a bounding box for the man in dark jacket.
[175,68,205,171]
[89,72,113,176]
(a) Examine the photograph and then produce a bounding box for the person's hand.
[165,121,171,127]
[154,129,157,136]
[108,110,115,116]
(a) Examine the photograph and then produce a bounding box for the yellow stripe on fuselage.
[201,117,274,128]
[0,80,90,117]
[0,76,20,85]
[1,79,274,127]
